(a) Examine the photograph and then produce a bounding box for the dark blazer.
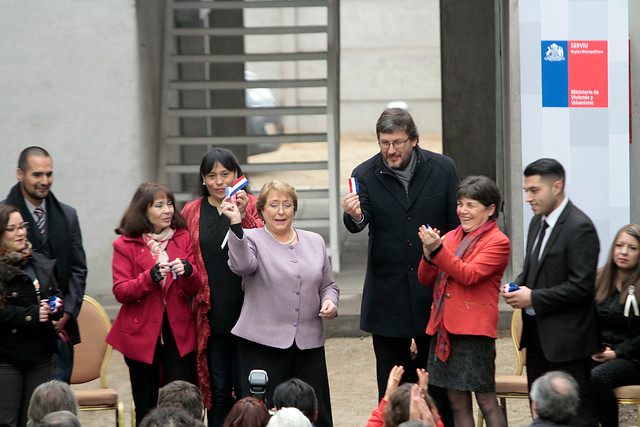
[515,200,600,362]
[344,147,459,337]
[4,184,87,344]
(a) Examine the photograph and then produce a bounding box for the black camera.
[248,369,269,404]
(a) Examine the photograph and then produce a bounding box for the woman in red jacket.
[418,176,510,427]
[181,148,262,426]
[106,183,201,424]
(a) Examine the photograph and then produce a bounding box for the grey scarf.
[383,149,418,193]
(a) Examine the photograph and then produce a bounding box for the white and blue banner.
[519,0,630,265]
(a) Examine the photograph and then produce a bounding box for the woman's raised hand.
[235,190,248,218]
[221,196,242,224]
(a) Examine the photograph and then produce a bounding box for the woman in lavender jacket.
[222,179,339,427]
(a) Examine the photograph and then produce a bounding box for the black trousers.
[0,356,52,427]
[590,358,640,427]
[125,317,196,424]
[206,333,240,427]
[236,337,333,427]
[522,313,597,427]
[372,334,453,427]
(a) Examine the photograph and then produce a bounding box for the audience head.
[266,407,311,427]
[38,410,81,427]
[140,406,204,427]
[530,371,579,424]
[27,380,79,426]
[383,383,439,427]
[398,421,431,427]
[272,378,318,424]
[115,182,186,236]
[198,147,244,201]
[158,380,204,421]
[596,223,640,302]
[223,397,271,427]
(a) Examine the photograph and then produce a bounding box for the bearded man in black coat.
[342,108,459,426]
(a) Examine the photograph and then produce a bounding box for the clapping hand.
[418,225,441,257]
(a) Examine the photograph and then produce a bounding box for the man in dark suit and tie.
[3,146,88,381]
[503,158,600,426]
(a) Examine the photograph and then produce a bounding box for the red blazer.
[106,228,201,364]
[418,224,510,339]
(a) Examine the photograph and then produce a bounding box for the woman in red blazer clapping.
[418,176,510,427]
[106,183,201,424]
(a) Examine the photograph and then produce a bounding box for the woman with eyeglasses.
[181,147,263,426]
[221,179,340,427]
[0,204,62,427]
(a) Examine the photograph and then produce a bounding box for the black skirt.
[427,333,496,392]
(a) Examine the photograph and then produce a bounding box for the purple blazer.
[228,227,339,350]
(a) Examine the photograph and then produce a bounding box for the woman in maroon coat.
[106,183,201,424]
[181,148,263,426]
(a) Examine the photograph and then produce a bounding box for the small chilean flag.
[348,177,359,194]
[225,175,249,198]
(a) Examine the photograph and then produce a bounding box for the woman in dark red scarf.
[106,183,201,424]
[0,204,61,427]
[418,176,510,427]
[181,148,263,426]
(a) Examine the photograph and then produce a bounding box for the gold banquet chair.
[614,385,640,427]
[477,309,529,426]
[70,295,124,426]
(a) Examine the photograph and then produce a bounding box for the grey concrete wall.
[0,1,149,300]
[0,0,442,299]
[242,0,443,138]
[340,0,442,137]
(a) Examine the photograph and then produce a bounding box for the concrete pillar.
[439,0,499,181]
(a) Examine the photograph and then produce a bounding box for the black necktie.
[525,220,548,289]
[530,219,549,266]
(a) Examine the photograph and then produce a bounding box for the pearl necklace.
[265,227,296,245]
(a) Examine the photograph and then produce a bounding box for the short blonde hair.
[256,180,298,220]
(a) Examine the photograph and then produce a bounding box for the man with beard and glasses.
[342,108,459,426]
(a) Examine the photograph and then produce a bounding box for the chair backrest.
[70,295,112,388]
[510,309,526,375]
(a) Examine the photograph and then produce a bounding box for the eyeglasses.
[5,222,29,233]
[378,136,411,150]
[267,202,294,211]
